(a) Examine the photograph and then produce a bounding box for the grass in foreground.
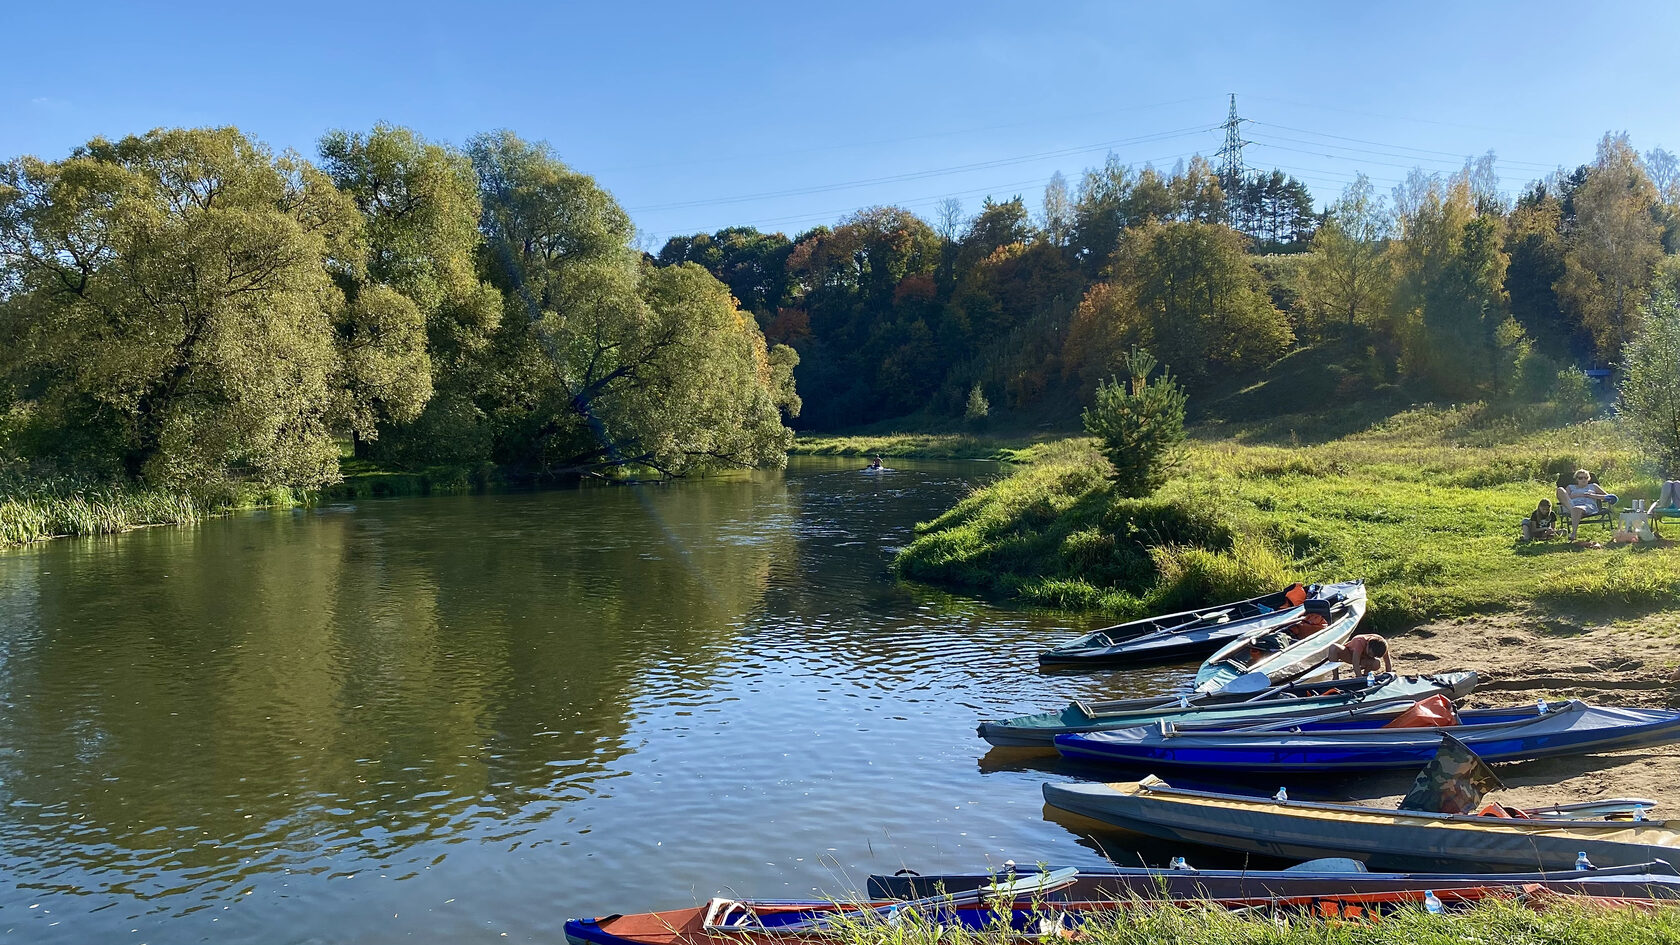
[826,897,1680,945]
[895,404,1680,629]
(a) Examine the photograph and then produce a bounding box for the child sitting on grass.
[1522,498,1558,541]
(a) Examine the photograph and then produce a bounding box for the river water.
[0,457,1197,944]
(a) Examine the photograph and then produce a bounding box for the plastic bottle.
[1169,856,1190,871]
[1634,805,1648,822]
[1576,851,1594,871]
[1273,787,1288,802]
[1423,890,1444,915]
[1365,671,1375,688]
[1536,699,1549,716]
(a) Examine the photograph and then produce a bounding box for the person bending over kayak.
[865,455,885,470]
[1329,634,1391,679]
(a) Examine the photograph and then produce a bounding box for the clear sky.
[5,1,1676,246]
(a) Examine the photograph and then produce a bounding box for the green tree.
[1080,221,1292,382]
[319,124,502,371]
[1082,347,1187,498]
[1619,290,1680,469]
[1556,133,1665,362]
[468,132,793,475]
[0,127,365,489]
[1388,169,1513,397]
[1296,173,1394,339]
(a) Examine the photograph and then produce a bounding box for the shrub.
[964,382,990,422]
[1553,366,1597,422]
[1618,289,1680,471]
[1082,347,1188,498]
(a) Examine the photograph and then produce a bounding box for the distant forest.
[657,134,1680,430]
[3,125,1678,493]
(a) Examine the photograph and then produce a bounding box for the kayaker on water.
[1329,633,1391,678]
[865,455,884,470]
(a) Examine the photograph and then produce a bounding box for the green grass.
[324,460,502,500]
[824,897,1680,945]
[791,433,1037,461]
[895,403,1680,629]
[0,481,302,545]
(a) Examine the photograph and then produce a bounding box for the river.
[0,457,1195,944]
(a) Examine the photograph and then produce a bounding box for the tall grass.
[791,433,1026,460]
[0,480,301,545]
[895,405,1680,626]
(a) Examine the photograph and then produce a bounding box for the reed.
[0,480,300,545]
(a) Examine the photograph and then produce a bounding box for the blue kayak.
[1053,699,1680,772]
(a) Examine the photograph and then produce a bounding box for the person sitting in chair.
[1329,633,1391,679]
[1522,498,1558,541]
[1657,472,1680,511]
[1557,469,1615,540]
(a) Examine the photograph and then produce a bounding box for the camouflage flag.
[1398,732,1505,814]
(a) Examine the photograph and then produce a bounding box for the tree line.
[0,126,801,492]
[661,132,1680,428]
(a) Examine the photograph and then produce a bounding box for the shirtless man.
[1330,633,1391,679]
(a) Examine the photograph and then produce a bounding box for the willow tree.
[0,127,393,489]
[319,124,503,458]
[467,132,795,476]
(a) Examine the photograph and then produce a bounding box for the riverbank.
[893,404,1680,629]
[790,432,1032,461]
[0,482,301,545]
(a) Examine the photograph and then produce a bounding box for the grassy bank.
[829,897,1680,945]
[791,433,1037,461]
[0,482,301,545]
[895,404,1680,629]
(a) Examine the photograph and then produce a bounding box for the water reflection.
[0,459,1199,944]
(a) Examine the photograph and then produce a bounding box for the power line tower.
[1215,93,1251,231]
[1215,93,1250,194]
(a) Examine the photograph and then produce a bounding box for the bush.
[1553,366,1597,422]
[1082,348,1188,498]
[963,382,990,424]
[1619,289,1680,471]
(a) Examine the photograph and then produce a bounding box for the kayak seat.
[1288,613,1329,639]
[1382,694,1459,729]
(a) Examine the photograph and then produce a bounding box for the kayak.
[1043,776,1680,871]
[1037,582,1331,667]
[978,670,1480,747]
[1193,584,1367,692]
[869,858,1680,901]
[1052,699,1680,772]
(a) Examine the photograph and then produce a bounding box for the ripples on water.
[1,458,1199,944]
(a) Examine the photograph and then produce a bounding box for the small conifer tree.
[1082,347,1188,497]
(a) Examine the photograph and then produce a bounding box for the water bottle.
[1536,699,1549,716]
[1576,851,1594,871]
[1274,787,1288,802]
[1634,805,1647,822]
[1365,671,1375,688]
[1178,695,1190,709]
[1423,890,1443,915]
[1169,856,1190,871]
[1003,859,1016,873]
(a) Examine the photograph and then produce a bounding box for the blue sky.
[5,1,1677,246]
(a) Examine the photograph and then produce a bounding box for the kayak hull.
[1043,778,1680,871]
[1193,585,1367,692]
[1053,701,1680,772]
[978,671,1479,747]
[1037,582,1361,667]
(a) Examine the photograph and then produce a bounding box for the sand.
[1368,611,1680,810]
